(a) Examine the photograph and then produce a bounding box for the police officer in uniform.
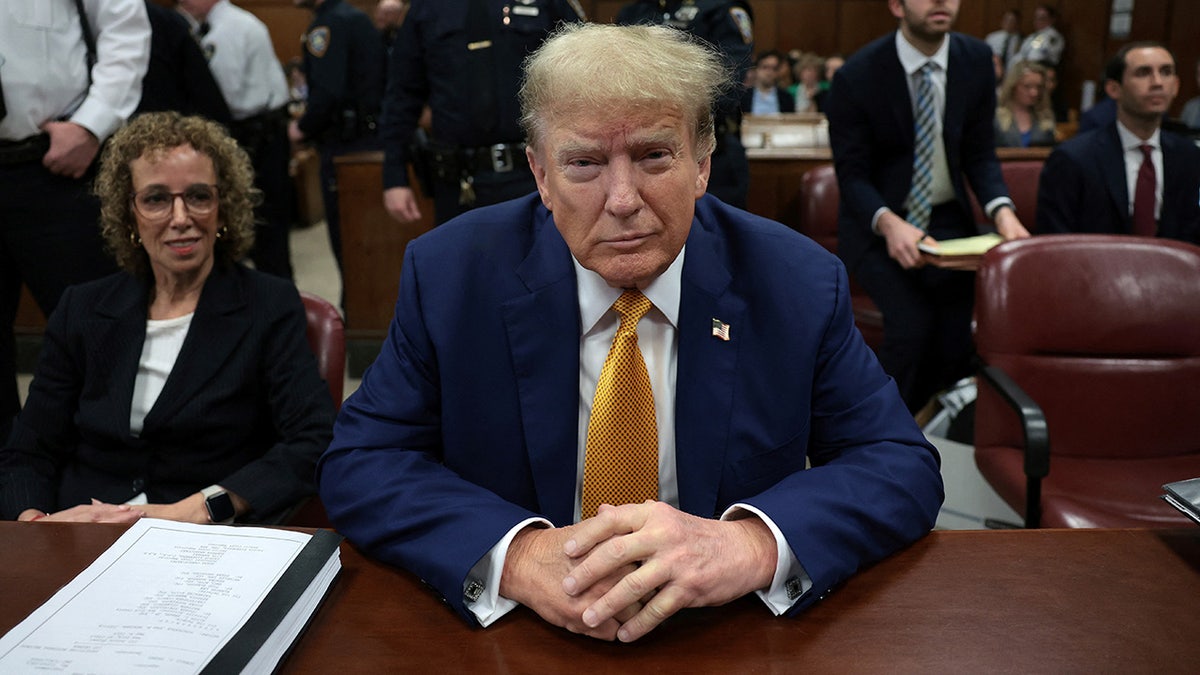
[0,0,150,443]
[180,0,295,280]
[617,0,754,209]
[289,0,386,277]
[380,0,586,226]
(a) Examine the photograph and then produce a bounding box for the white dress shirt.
[183,0,288,120]
[465,248,810,627]
[0,0,150,142]
[1115,121,1163,219]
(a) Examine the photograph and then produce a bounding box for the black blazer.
[0,264,334,521]
[1036,123,1200,243]
[740,86,796,114]
[827,32,1009,269]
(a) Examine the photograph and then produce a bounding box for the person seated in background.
[317,22,943,643]
[1038,42,1200,243]
[0,112,335,525]
[742,50,795,114]
[994,61,1056,148]
[791,54,826,113]
[1038,60,1070,124]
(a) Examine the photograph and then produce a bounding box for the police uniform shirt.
[379,0,586,190]
[297,0,386,141]
[188,0,288,121]
[1010,26,1065,68]
[0,0,150,142]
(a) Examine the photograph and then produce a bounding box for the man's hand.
[41,121,100,179]
[993,205,1031,240]
[287,119,306,144]
[500,523,642,640]
[561,502,777,642]
[384,186,423,223]
[878,211,932,269]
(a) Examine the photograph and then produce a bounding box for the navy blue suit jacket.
[827,32,1009,269]
[317,194,944,624]
[0,264,334,522]
[1037,123,1200,243]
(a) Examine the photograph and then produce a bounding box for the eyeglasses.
[131,184,219,219]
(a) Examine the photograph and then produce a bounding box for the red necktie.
[1133,144,1157,237]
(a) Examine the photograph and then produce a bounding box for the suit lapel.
[1099,125,1132,230]
[881,42,914,148]
[142,264,250,431]
[674,211,744,518]
[1160,133,1184,234]
[503,206,580,525]
[85,275,149,439]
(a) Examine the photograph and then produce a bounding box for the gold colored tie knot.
[613,290,652,336]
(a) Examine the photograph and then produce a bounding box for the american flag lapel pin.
[711,318,731,341]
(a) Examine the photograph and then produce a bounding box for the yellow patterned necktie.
[581,290,658,519]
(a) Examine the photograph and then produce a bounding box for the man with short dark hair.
[826,0,1028,413]
[1038,42,1200,243]
[742,50,796,115]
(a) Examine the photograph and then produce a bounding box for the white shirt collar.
[895,30,950,76]
[1115,119,1161,152]
[575,246,685,335]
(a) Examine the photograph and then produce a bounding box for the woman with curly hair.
[994,60,1057,148]
[0,112,333,525]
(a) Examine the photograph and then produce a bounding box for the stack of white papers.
[0,519,341,674]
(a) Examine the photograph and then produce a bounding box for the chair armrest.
[979,364,1050,528]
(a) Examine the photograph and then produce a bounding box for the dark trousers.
[852,202,977,413]
[233,117,294,280]
[318,134,382,276]
[0,160,117,441]
[430,167,538,225]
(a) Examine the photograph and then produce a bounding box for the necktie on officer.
[1133,143,1157,237]
[581,290,658,520]
[906,62,937,232]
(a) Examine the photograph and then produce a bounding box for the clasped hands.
[500,501,777,643]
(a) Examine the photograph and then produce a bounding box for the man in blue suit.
[318,23,943,643]
[827,0,1029,413]
[1038,42,1200,243]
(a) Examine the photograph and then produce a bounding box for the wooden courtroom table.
[2,523,1197,672]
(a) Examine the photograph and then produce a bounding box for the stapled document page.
[0,519,341,674]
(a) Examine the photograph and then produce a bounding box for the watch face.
[206,492,236,523]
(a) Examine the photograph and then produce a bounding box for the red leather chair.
[290,292,345,530]
[973,235,1200,528]
[300,291,345,411]
[799,164,883,350]
[967,160,1043,232]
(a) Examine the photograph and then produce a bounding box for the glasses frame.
[130,184,220,220]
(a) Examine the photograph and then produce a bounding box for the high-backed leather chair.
[967,160,1043,232]
[973,235,1200,528]
[799,164,883,350]
[300,291,345,411]
[290,292,345,530]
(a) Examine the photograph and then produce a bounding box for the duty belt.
[0,134,51,166]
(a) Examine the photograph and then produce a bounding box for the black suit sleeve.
[1036,146,1083,234]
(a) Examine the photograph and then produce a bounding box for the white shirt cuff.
[722,503,811,615]
[984,197,1015,222]
[464,517,551,627]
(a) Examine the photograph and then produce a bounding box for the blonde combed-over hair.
[518,23,730,160]
[95,112,259,275]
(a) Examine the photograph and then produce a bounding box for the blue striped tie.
[907,62,937,232]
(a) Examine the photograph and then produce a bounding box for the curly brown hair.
[95,112,259,275]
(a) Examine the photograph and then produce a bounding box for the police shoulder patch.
[729,7,752,45]
[306,26,331,58]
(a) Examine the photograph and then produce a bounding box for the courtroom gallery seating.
[973,235,1200,528]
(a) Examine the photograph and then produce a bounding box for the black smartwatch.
[202,485,236,524]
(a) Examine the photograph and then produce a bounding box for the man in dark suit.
[1038,42,1200,244]
[826,0,1029,413]
[317,23,942,644]
[741,50,796,114]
